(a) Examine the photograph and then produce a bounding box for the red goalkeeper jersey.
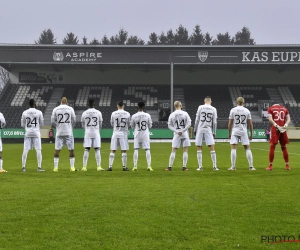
[267,104,289,128]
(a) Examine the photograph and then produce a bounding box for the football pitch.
[1,141,300,250]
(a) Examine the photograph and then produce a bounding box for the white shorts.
[110,137,129,151]
[230,134,250,145]
[134,138,150,149]
[83,137,101,148]
[172,136,191,148]
[195,133,215,146]
[55,135,74,150]
[0,138,2,151]
[24,136,42,150]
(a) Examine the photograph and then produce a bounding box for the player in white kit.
[228,97,255,171]
[21,99,44,172]
[130,102,153,171]
[194,96,219,171]
[81,99,104,171]
[0,111,6,172]
[108,101,130,171]
[51,97,76,171]
[166,101,191,171]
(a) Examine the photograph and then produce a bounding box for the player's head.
[61,97,68,105]
[174,101,182,110]
[236,97,245,106]
[204,96,212,104]
[117,101,124,109]
[88,99,94,108]
[138,102,145,110]
[29,99,35,108]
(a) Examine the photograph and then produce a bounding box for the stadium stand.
[2,83,300,129]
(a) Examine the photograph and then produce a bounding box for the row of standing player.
[0,96,291,173]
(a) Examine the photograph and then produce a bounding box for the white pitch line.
[218,143,300,156]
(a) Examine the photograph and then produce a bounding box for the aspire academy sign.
[53,51,102,62]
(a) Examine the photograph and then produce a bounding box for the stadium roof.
[0,44,300,72]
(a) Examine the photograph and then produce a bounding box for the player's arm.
[39,113,44,128]
[51,109,57,127]
[284,114,291,128]
[21,113,26,128]
[193,108,200,135]
[71,109,76,128]
[0,114,6,129]
[130,116,135,129]
[212,110,217,137]
[110,114,114,127]
[99,114,103,129]
[81,114,85,128]
[181,114,191,133]
[167,117,178,134]
[248,119,253,140]
[228,119,233,138]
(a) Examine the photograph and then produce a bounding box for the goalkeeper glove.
[283,123,288,128]
[278,126,286,133]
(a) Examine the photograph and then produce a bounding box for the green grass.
[1,141,300,250]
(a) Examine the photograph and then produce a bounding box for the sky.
[1,0,299,45]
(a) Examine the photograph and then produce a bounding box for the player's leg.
[53,136,62,171]
[280,133,290,170]
[67,136,75,171]
[229,136,238,170]
[120,137,129,171]
[22,137,30,172]
[182,138,191,171]
[34,137,44,172]
[143,139,152,171]
[133,139,139,171]
[0,138,6,172]
[205,133,218,171]
[94,137,103,171]
[266,130,279,170]
[82,147,90,171]
[195,133,203,170]
[241,135,255,170]
[108,137,118,171]
[166,136,179,170]
[82,137,91,171]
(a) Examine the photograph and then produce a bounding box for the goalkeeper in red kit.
[266,104,291,171]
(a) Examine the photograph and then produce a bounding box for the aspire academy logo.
[52,51,102,62]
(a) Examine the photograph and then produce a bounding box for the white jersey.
[81,108,103,138]
[229,106,252,136]
[21,108,44,137]
[51,104,76,137]
[0,112,6,129]
[110,109,130,138]
[194,104,217,134]
[130,111,152,139]
[168,110,191,138]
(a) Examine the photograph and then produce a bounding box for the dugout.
[0,44,300,139]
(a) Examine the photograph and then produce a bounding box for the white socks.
[122,153,127,167]
[183,151,188,168]
[70,157,75,168]
[210,151,217,168]
[109,153,115,168]
[0,159,3,170]
[231,149,237,168]
[246,149,253,168]
[54,157,59,169]
[22,149,29,169]
[146,149,151,167]
[36,150,42,169]
[197,150,202,168]
[95,149,101,167]
[169,151,176,168]
[83,149,89,167]
[133,149,138,168]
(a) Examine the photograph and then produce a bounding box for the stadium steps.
[251,111,262,122]
[173,88,186,110]
[266,88,283,105]
[43,88,65,126]
[147,110,158,122]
